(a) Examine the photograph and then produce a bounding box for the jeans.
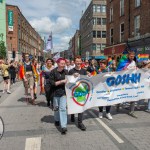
[53,96,67,128]
[99,106,111,113]
[148,99,150,110]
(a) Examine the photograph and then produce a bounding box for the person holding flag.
[116,51,137,118]
[87,59,98,76]
[19,53,37,104]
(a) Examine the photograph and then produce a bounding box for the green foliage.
[0,41,6,59]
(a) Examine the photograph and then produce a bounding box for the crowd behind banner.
[0,51,150,135]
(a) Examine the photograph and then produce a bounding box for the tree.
[0,41,6,59]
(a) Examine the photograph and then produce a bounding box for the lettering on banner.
[106,73,141,87]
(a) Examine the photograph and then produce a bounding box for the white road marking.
[89,111,124,144]
[25,137,41,150]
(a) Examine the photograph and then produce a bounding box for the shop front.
[104,43,126,57]
[128,34,150,55]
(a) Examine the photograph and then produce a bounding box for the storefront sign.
[8,10,14,32]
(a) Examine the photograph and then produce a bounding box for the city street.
[0,82,150,150]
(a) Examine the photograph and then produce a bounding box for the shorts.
[3,76,9,81]
[23,75,34,88]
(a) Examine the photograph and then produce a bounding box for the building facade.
[6,5,44,61]
[80,0,107,57]
[73,30,80,56]
[0,0,6,45]
[105,0,150,56]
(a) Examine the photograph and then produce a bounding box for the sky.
[6,0,91,53]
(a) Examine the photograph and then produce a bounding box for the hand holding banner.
[66,69,150,114]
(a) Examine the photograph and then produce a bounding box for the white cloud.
[30,17,72,34]
[6,0,91,52]
[54,35,72,52]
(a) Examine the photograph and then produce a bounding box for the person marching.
[32,58,39,99]
[69,56,87,131]
[98,59,113,120]
[19,53,37,105]
[49,58,68,134]
[42,58,54,107]
[116,51,137,118]
[9,60,17,85]
[87,59,98,76]
[0,57,11,94]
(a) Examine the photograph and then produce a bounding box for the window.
[96,44,101,50]
[92,44,96,50]
[134,15,140,36]
[110,28,114,44]
[93,31,96,38]
[135,0,141,7]
[101,44,106,50]
[97,31,101,38]
[97,18,101,25]
[97,5,101,12]
[110,7,113,22]
[102,31,106,38]
[93,18,96,25]
[93,5,96,12]
[101,5,106,13]
[102,18,106,25]
[120,0,124,16]
[120,23,124,42]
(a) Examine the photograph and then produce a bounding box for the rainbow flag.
[108,58,113,66]
[117,55,130,71]
[136,54,149,62]
[91,70,97,76]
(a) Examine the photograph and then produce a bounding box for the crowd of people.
[0,58,22,94]
[0,51,150,135]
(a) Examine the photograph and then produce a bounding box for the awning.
[94,56,106,60]
[104,43,126,56]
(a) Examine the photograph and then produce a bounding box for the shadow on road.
[41,115,54,124]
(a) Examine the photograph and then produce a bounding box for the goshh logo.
[72,80,93,106]
[0,117,4,140]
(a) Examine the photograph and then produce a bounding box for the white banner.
[66,69,150,114]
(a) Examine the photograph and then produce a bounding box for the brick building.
[0,0,6,46]
[104,0,150,57]
[6,4,44,61]
[80,0,107,58]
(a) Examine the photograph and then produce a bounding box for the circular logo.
[0,117,4,140]
[72,80,93,106]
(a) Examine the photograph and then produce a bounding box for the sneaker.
[71,115,75,122]
[61,128,67,135]
[128,111,138,118]
[55,121,60,126]
[78,123,86,131]
[7,90,11,94]
[106,113,113,120]
[2,90,6,94]
[99,112,103,119]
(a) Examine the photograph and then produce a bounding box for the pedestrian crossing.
[25,137,41,150]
